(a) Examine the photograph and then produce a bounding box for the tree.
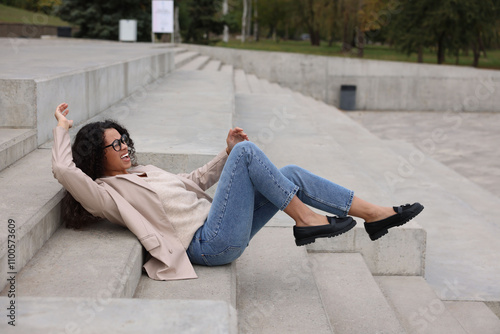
[57,0,151,41]
[389,0,497,66]
[183,0,224,44]
[294,0,322,46]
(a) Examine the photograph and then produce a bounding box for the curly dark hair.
[62,120,138,229]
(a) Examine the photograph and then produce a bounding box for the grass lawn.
[216,39,500,70]
[0,4,71,27]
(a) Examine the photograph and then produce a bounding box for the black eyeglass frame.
[103,134,129,152]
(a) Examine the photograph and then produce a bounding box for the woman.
[52,103,423,281]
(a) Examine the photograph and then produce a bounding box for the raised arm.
[52,103,115,218]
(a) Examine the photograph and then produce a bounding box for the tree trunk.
[241,0,248,43]
[437,34,445,64]
[174,5,182,43]
[472,39,480,67]
[342,11,350,52]
[247,0,252,39]
[223,0,229,43]
[253,0,259,41]
[357,27,364,58]
[417,46,423,63]
[479,35,487,58]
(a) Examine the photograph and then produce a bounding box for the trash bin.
[119,20,137,42]
[339,85,356,111]
[57,26,72,37]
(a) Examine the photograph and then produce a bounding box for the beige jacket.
[51,126,228,280]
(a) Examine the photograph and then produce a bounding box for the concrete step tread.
[178,55,211,71]
[174,50,199,66]
[0,148,64,292]
[0,296,237,333]
[220,64,233,75]
[311,253,405,334]
[0,128,37,172]
[1,221,143,298]
[287,90,500,300]
[236,227,332,333]
[246,73,266,94]
[92,70,234,157]
[234,69,251,94]
[203,59,222,71]
[444,301,500,334]
[375,276,469,333]
[134,263,236,308]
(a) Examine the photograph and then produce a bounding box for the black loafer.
[293,216,357,246]
[364,202,424,241]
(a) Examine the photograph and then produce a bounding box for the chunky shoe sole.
[364,202,424,241]
[294,217,357,246]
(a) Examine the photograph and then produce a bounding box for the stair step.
[220,64,233,75]
[444,301,500,334]
[246,74,266,94]
[234,69,251,94]
[174,50,199,69]
[178,55,211,71]
[203,59,222,71]
[287,92,500,300]
[134,263,236,308]
[234,93,426,276]
[236,227,332,333]
[0,148,64,293]
[0,296,237,333]
[378,140,500,301]
[0,221,143,298]
[311,253,405,333]
[375,276,468,333]
[0,128,37,172]
[91,70,234,157]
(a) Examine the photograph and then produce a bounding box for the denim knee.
[280,164,303,184]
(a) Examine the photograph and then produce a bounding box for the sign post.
[152,0,174,43]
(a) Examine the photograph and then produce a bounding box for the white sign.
[152,0,174,33]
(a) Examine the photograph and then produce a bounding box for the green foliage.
[180,0,224,44]
[0,3,70,25]
[56,0,151,41]
[388,0,498,66]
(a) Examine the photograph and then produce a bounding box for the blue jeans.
[186,141,354,266]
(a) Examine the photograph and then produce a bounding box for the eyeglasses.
[103,134,129,152]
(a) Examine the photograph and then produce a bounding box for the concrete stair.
[0,128,37,172]
[1,43,499,333]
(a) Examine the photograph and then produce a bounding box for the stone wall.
[181,44,500,112]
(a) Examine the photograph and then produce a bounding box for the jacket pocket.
[139,234,160,251]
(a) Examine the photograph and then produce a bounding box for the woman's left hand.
[226,127,249,155]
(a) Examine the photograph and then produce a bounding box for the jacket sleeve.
[177,150,228,191]
[51,126,116,218]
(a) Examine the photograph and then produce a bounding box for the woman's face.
[103,128,131,176]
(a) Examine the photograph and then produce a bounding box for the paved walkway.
[348,111,500,198]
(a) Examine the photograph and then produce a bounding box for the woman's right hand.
[55,103,73,130]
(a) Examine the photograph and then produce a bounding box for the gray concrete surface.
[134,263,236,308]
[445,301,500,334]
[182,43,500,112]
[0,148,64,293]
[0,221,143,299]
[0,38,175,79]
[0,297,237,334]
[311,253,405,333]
[77,69,234,156]
[236,227,332,334]
[376,276,482,334]
[234,89,426,276]
[0,38,176,146]
[348,111,500,198]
